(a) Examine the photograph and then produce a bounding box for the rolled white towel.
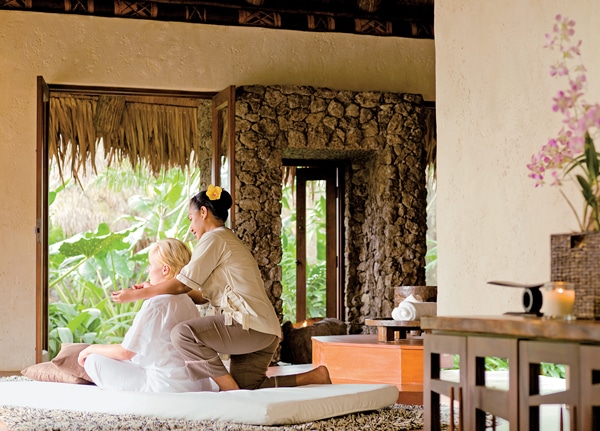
[392,296,437,321]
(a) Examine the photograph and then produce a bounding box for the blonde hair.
[149,238,192,279]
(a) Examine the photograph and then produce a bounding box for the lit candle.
[542,282,575,319]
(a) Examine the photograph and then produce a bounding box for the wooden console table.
[421,315,600,430]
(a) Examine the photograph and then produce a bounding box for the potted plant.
[527,15,600,319]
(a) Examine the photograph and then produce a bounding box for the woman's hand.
[77,346,93,367]
[133,281,151,290]
[187,289,208,305]
[77,344,135,366]
[111,288,143,303]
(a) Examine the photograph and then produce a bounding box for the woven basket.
[551,232,600,319]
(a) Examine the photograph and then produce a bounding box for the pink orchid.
[528,15,600,231]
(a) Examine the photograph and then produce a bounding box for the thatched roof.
[50,91,436,183]
[49,92,206,180]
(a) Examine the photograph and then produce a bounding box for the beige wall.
[436,0,600,315]
[8,2,598,371]
[0,11,434,370]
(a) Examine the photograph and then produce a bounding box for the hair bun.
[190,187,233,223]
[218,189,233,210]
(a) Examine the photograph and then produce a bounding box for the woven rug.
[0,377,424,431]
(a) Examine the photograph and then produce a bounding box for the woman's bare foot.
[295,365,332,386]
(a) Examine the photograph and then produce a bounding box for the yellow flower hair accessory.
[207,184,223,201]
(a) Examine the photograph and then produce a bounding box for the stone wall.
[218,85,428,333]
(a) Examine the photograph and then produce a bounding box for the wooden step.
[312,334,424,405]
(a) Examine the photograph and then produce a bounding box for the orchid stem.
[559,188,585,232]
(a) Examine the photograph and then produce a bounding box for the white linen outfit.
[172,227,295,389]
[84,294,218,393]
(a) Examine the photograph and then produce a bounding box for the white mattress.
[0,381,399,425]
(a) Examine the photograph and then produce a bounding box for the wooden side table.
[365,318,422,341]
[312,334,424,404]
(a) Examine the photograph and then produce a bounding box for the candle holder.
[541,281,575,320]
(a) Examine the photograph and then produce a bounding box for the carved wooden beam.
[0,0,434,38]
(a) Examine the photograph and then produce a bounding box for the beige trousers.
[171,314,296,389]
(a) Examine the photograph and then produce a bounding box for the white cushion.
[0,381,398,425]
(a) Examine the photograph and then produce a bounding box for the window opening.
[47,147,201,359]
[280,163,342,324]
[37,81,217,360]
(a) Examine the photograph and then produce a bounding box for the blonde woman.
[78,238,218,393]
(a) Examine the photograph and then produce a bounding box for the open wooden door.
[36,76,50,363]
[212,86,236,228]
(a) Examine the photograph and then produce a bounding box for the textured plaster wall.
[0,11,434,370]
[436,0,600,315]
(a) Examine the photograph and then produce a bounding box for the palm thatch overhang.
[0,0,434,39]
[49,92,210,180]
[50,91,436,183]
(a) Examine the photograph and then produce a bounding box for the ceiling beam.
[0,0,434,39]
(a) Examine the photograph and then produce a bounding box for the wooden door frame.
[289,163,344,321]
[35,79,217,363]
[211,85,236,228]
[36,77,50,363]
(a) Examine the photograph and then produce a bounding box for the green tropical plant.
[280,188,297,322]
[48,303,101,355]
[306,262,327,318]
[280,182,327,322]
[445,355,565,379]
[426,163,437,285]
[47,162,200,359]
[425,237,437,276]
[541,362,567,379]
[123,168,198,243]
[48,222,146,358]
[305,192,327,319]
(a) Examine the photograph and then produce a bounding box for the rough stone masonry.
[200,85,428,334]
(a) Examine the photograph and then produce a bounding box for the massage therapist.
[111,185,331,391]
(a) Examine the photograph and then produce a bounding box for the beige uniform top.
[176,227,281,338]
